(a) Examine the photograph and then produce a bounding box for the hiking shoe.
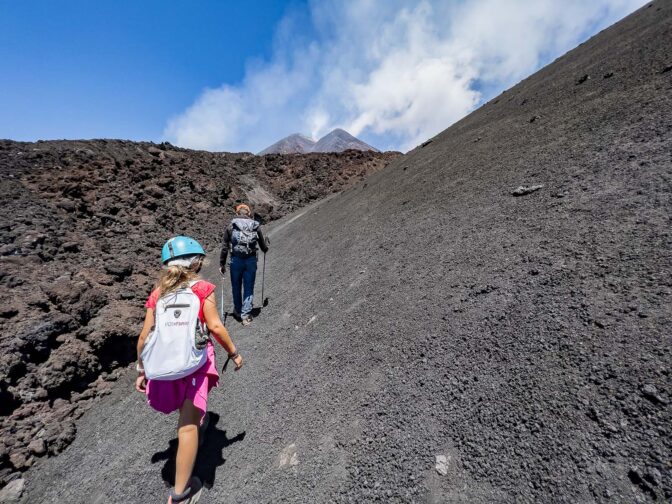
[168,476,203,503]
[242,316,252,326]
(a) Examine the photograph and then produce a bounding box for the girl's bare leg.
[175,399,201,494]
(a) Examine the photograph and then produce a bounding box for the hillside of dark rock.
[0,141,399,486]
[11,1,672,503]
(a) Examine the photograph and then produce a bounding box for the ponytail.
[156,256,204,297]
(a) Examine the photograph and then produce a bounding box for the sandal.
[168,476,203,503]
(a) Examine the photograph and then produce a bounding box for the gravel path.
[21,2,671,502]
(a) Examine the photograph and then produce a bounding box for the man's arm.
[219,226,231,270]
[257,227,269,253]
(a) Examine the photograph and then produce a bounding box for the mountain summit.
[258,128,378,154]
[257,133,316,155]
[311,128,379,153]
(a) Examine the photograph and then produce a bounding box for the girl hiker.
[135,236,243,504]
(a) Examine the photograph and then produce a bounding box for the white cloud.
[164,0,647,153]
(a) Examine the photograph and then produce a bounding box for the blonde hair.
[156,256,204,298]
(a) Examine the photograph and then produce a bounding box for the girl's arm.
[134,308,154,392]
[202,293,243,370]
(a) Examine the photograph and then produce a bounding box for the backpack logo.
[174,310,181,319]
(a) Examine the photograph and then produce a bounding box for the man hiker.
[219,203,269,326]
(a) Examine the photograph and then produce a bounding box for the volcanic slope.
[22,2,671,503]
[0,141,399,486]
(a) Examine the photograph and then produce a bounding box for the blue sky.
[1,0,647,152]
[0,0,302,141]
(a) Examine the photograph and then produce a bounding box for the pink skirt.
[145,342,219,418]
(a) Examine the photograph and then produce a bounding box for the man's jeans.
[230,255,257,318]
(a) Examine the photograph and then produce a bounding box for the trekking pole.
[221,277,228,326]
[262,252,269,307]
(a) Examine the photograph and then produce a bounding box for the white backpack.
[141,282,209,380]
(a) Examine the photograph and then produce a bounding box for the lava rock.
[18,313,76,359]
[27,440,46,457]
[60,242,80,253]
[435,455,450,476]
[103,262,133,280]
[640,384,666,404]
[37,338,99,392]
[512,184,544,196]
[0,304,19,319]
[0,478,24,503]
[7,452,29,471]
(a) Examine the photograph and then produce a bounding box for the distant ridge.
[258,128,378,154]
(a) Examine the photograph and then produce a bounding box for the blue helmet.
[161,236,205,264]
